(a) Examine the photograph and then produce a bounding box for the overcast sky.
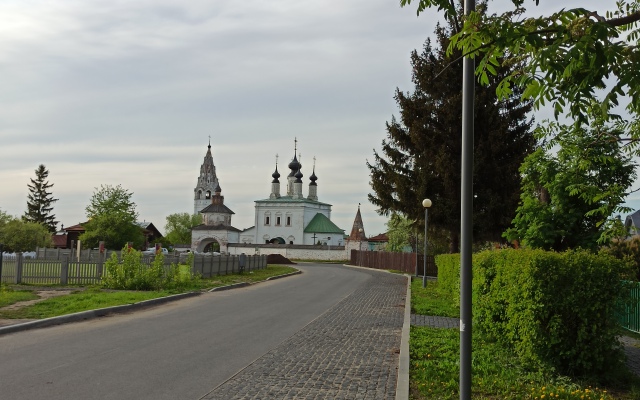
[1,0,635,239]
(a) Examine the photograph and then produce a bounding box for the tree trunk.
[449,230,459,254]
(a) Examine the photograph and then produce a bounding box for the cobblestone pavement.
[619,336,640,376]
[201,269,407,400]
[410,314,458,329]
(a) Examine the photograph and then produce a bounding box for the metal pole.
[461,0,476,398]
[422,208,428,288]
[415,226,418,277]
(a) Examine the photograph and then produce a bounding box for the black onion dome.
[294,168,303,183]
[288,154,301,173]
[272,165,280,183]
[215,183,221,193]
[309,169,317,186]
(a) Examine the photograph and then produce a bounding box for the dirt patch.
[0,289,78,328]
[0,290,75,311]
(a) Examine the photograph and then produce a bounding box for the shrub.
[435,253,460,303]
[102,246,198,291]
[601,236,640,281]
[473,248,627,380]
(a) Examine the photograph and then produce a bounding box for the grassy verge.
[0,288,177,319]
[411,278,458,317]
[0,287,40,307]
[410,280,640,399]
[0,265,298,320]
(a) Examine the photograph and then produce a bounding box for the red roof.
[64,223,87,232]
[52,234,67,248]
[368,233,389,242]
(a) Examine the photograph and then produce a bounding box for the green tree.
[0,209,12,227]
[23,164,58,233]
[504,113,636,251]
[401,0,640,147]
[386,213,415,252]
[164,213,202,245]
[368,8,535,252]
[0,219,53,252]
[79,184,143,249]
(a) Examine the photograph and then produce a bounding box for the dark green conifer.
[368,6,535,252]
[24,164,59,233]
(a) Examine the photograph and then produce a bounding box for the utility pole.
[460,0,476,398]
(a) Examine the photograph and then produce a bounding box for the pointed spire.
[349,203,367,240]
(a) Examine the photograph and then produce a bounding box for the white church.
[190,140,351,254]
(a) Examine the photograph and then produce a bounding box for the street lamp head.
[422,198,432,208]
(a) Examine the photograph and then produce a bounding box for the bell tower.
[194,138,220,214]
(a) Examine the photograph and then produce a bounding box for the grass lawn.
[0,288,40,308]
[0,265,297,320]
[410,279,640,399]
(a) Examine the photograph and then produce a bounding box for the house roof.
[65,223,87,232]
[304,213,344,234]
[52,234,67,247]
[626,210,640,234]
[368,233,389,242]
[136,221,163,237]
[200,203,235,214]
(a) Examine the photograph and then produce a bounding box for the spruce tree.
[367,5,535,252]
[24,164,59,233]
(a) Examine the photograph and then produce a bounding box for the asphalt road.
[0,263,371,400]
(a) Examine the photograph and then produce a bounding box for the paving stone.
[202,268,406,400]
[410,314,459,329]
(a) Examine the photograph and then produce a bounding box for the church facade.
[191,141,345,253]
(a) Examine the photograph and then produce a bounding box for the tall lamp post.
[422,199,432,288]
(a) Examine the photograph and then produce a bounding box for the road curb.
[208,282,251,292]
[396,274,411,400]
[265,270,302,280]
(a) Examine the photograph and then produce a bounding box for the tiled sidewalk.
[201,269,407,400]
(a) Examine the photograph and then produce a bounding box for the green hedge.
[435,253,460,304]
[473,248,626,378]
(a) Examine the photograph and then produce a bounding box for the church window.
[206,191,211,199]
[265,216,270,225]
[286,216,291,226]
[276,217,281,226]
[197,190,202,199]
